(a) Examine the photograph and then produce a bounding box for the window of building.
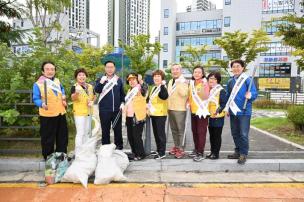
[163,43,168,52]
[180,51,221,64]
[163,60,168,68]
[164,9,169,18]
[164,27,168,35]
[259,63,291,77]
[262,0,295,14]
[176,19,222,31]
[176,36,220,47]
[224,17,230,27]
[200,51,221,63]
[262,20,288,35]
[260,42,293,56]
[225,0,231,5]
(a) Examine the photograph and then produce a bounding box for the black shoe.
[154,154,166,160]
[116,146,123,150]
[206,153,213,159]
[128,155,135,161]
[188,150,197,158]
[150,151,158,156]
[209,154,219,160]
[237,155,247,165]
[227,153,240,159]
[193,153,205,162]
[134,155,146,161]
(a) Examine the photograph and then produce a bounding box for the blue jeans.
[230,115,251,156]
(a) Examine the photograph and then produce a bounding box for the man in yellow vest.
[33,61,68,160]
[167,64,189,159]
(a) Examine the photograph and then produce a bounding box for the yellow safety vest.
[72,83,94,116]
[208,91,226,118]
[149,86,168,116]
[189,82,208,114]
[36,78,66,117]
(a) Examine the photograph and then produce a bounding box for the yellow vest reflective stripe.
[72,83,94,116]
[36,78,66,117]
[149,86,168,116]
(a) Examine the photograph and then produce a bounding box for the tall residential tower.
[107,0,150,46]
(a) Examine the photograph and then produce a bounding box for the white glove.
[100,76,107,84]
[88,101,94,107]
[186,102,190,109]
[161,80,166,85]
[120,103,125,110]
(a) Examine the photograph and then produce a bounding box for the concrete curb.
[1,158,303,172]
[251,126,304,150]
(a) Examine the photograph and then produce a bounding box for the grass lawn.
[251,117,304,146]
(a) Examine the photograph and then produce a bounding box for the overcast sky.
[90,0,223,46]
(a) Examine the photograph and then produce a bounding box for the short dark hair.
[152,70,165,80]
[74,68,88,79]
[41,61,56,72]
[207,71,222,84]
[230,59,245,68]
[104,60,115,66]
[191,65,206,80]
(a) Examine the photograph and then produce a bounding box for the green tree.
[276,1,304,70]
[179,45,207,71]
[119,34,161,75]
[0,29,113,127]
[23,0,71,46]
[0,0,23,46]
[76,43,113,80]
[209,30,270,72]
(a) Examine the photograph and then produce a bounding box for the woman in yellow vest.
[189,66,210,162]
[148,70,168,160]
[125,73,147,161]
[207,72,227,160]
[71,68,95,157]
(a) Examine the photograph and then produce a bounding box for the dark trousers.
[208,126,223,156]
[99,110,123,149]
[191,114,208,154]
[151,116,167,156]
[40,115,68,160]
[126,117,145,158]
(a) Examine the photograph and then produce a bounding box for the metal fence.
[259,90,304,105]
[0,90,40,155]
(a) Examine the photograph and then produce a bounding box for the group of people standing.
[33,59,257,165]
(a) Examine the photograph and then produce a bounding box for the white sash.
[98,75,118,104]
[38,76,62,94]
[148,85,161,113]
[169,77,186,96]
[125,86,140,106]
[208,84,223,108]
[224,73,249,115]
[190,80,210,118]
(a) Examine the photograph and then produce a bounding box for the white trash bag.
[94,144,129,184]
[61,117,100,188]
